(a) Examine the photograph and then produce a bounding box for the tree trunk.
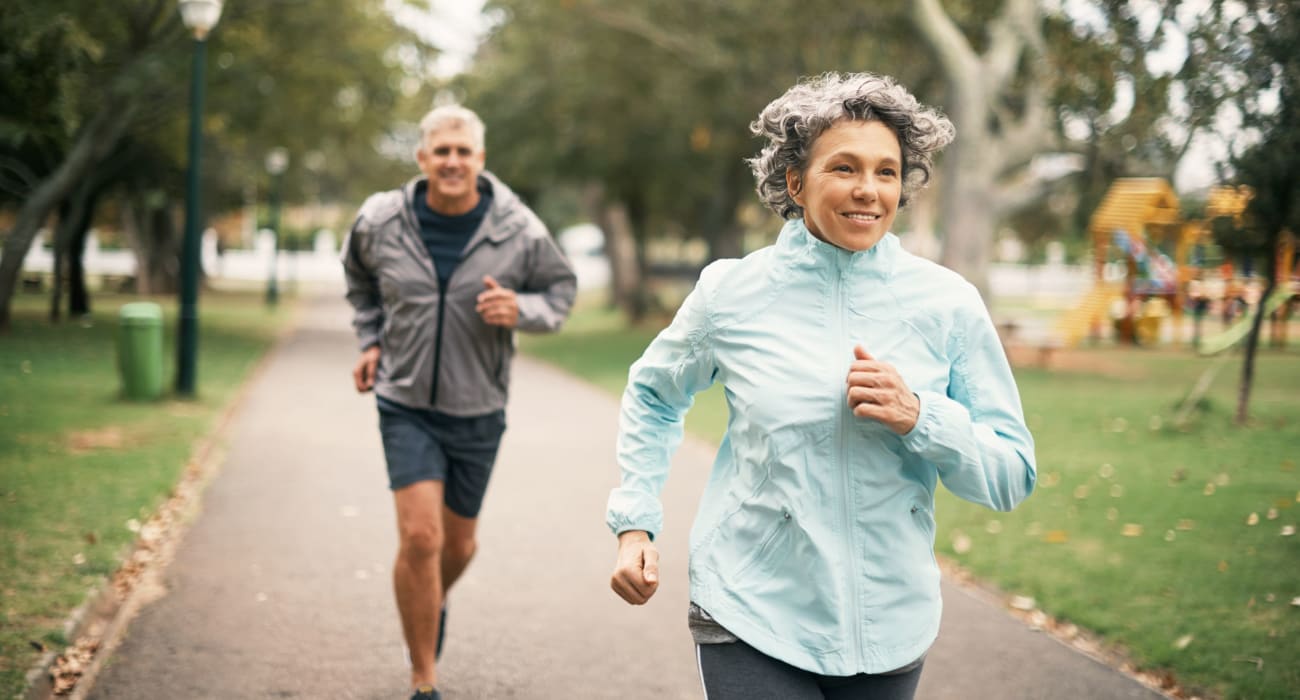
[1235,274,1276,425]
[580,181,648,320]
[703,161,749,261]
[601,199,647,320]
[910,0,1054,304]
[937,138,997,298]
[123,188,180,295]
[49,236,63,322]
[67,187,101,316]
[0,104,134,331]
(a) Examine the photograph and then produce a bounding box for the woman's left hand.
[846,345,920,435]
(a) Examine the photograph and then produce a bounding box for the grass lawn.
[0,290,290,699]
[523,301,1300,700]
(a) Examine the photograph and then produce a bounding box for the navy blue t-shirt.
[413,178,493,286]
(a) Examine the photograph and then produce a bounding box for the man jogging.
[342,104,576,700]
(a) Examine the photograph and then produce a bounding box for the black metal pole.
[176,36,207,396]
[266,171,281,306]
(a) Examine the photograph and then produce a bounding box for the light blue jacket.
[606,219,1036,676]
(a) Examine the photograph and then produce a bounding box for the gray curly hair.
[747,72,954,218]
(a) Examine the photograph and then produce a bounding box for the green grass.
[524,303,1300,700]
[0,290,290,699]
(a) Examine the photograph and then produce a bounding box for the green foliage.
[523,308,1300,700]
[0,290,287,699]
[0,1,436,212]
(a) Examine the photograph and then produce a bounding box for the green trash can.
[118,302,164,401]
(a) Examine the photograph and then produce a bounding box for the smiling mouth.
[843,213,881,222]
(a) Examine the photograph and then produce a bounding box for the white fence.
[18,228,346,286]
[17,227,1095,302]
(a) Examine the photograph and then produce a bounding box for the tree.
[466,0,1240,316]
[1212,0,1299,424]
[0,1,434,329]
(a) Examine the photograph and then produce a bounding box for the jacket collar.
[775,218,899,281]
[401,170,529,246]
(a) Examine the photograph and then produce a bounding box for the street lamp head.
[179,0,223,40]
[266,147,290,176]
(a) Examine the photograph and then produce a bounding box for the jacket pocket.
[725,507,791,581]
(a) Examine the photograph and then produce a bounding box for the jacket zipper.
[430,276,448,405]
[429,232,498,406]
[833,256,864,662]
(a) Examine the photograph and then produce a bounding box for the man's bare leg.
[441,508,479,592]
[393,481,445,689]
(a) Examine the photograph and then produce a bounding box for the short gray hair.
[419,104,486,153]
[747,72,954,218]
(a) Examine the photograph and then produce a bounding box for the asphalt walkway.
[86,291,1167,699]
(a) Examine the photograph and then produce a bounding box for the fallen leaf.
[1290,597,1300,607]
[83,532,97,545]
[1099,463,1115,479]
[1009,595,1036,611]
[1218,560,1229,572]
[1122,523,1143,537]
[951,530,972,554]
[1281,525,1296,537]
[1177,519,1195,531]
[1170,468,1187,483]
[125,519,141,533]
[986,520,1003,534]
[1110,484,1124,498]
[1164,530,1176,542]
[1044,530,1069,543]
[20,360,31,374]
[1265,593,1276,603]
[1111,417,1129,432]
[1204,483,1216,496]
[1073,485,1089,500]
[1216,473,1231,487]
[1106,507,1119,522]
[1173,634,1194,649]
[1266,508,1279,520]
[1148,415,1163,431]
[1247,512,1260,526]
[72,553,85,566]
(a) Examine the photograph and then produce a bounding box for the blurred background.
[1,0,1294,332]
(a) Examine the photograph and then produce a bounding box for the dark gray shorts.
[376,397,506,518]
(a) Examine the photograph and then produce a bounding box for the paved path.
[87,292,1166,699]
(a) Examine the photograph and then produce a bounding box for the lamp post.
[264,147,288,306]
[175,0,223,397]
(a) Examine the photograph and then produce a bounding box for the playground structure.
[1056,178,1298,350]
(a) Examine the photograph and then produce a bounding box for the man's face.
[416,124,485,214]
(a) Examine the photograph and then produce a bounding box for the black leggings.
[696,640,924,700]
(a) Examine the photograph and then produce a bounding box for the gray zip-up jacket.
[341,171,576,415]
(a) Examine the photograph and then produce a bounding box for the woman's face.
[787,120,902,252]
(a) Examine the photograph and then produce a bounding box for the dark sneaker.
[410,684,441,700]
[435,604,447,659]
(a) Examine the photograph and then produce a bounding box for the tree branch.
[909,0,980,88]
[579,3,725,70]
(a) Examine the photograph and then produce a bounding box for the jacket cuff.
[357,333,380,352]
[606,488,663,540]
[900,389,946,454]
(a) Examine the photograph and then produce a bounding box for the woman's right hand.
[610,530,659,605]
